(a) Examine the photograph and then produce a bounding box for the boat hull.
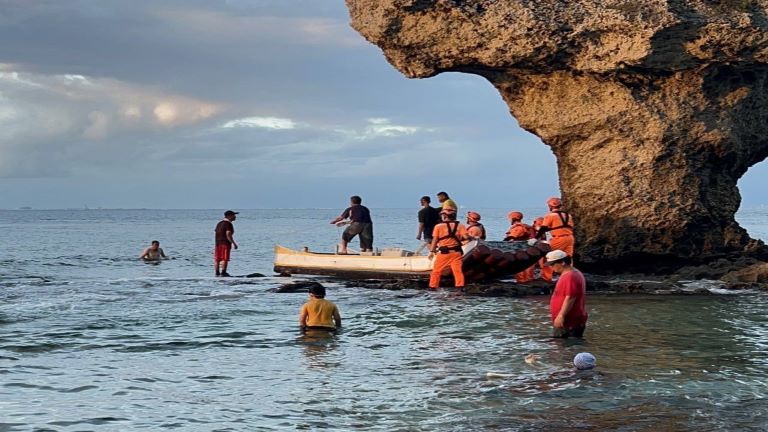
[273,240,551,282]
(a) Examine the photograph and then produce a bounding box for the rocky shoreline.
[272,258,768,296]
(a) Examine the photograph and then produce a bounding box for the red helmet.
[466,211,481,222]
[534,217,544,224]
[547,197,562,209]
[507,211,523,221]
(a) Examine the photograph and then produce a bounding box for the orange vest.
[467,223,486,240]
[432,221,468,248]
[541,211,574,237]
[506,222,534,241]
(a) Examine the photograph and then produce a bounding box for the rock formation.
[345,0,768,272]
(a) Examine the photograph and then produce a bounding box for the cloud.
[0,68,224,177]
[221,116,298,130]
[147,6,365,48]
[0,1,567,208]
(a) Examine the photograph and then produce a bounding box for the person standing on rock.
[436,191,458,211]
[538,197,575,282]
[417,196,441,245]
[330,195,373,254]
[214,210,238,277]
[504,211,535,283]
[546,250,588,338]
[428,207,468,289]
[465,211,486,240]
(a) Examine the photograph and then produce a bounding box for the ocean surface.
[2,207,768,431]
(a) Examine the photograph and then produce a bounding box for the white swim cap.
[573,352,596,370]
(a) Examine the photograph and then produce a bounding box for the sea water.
[1,208,768,430]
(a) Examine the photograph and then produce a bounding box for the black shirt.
[215,220,234,245]
[418,206,440,237]
[341,205,372,223]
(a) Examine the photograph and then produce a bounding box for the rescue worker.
[428,208,468,289]
[503,211,535,283]
[503,211,535,242]
[465,211,486,240]
[538,197,575,282]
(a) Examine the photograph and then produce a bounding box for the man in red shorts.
[546,250,588,338]
[214,210,238,277]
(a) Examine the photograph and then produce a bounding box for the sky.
[0,0,765,210]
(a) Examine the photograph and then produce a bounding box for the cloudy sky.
[0,0,765,209]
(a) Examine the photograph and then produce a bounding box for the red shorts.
[214,244,231,262]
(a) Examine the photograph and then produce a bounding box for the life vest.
[436,221,463,253]
[506,222,534,241]
[468,223,486,240]
[539,211,574,237]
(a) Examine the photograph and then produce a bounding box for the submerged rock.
[272,281,325,293]
[346,0,768,272]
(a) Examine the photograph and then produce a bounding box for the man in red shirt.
[545,250,588,338]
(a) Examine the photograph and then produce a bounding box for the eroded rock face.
[346,0,768,271]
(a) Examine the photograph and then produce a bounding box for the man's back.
[343,205,372,224]
[433,221,467,248]
[215,220,234,245]
[301,298,339,328]
[542,211,574,237]
[419,206,440,236]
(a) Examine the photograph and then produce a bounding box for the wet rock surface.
[345,0,768,271]
[338,265,768,295]
[720,261,768,289]
[271,281,325,293]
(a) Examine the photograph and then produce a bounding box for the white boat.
[273,240,551,281]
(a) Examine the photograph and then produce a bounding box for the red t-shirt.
[550,269,588,327]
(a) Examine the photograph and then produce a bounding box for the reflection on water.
[299,329,341,369]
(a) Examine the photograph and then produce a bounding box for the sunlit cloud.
[221,116,298,130]
[363,117,425,138]
[0,68,226,177]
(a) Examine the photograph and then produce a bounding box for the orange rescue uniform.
[540,211,575,282]
[505,222,534,241]
[505,222,535,283]
[429,221,467,288]
[467,223,486,240]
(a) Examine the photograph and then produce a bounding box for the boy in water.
[299,285,342,331]
[140,240,167,261]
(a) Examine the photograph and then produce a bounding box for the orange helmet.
[440,207,457,216]
[466,211,481,222]
[507,211,523,221]
[547,197,562,209]
[534,217,544,225]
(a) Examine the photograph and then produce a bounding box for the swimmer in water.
[486,352,599,391]
[140,240,167,261]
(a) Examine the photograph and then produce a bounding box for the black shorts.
[552,325,586,339]
[342,222,374,250]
